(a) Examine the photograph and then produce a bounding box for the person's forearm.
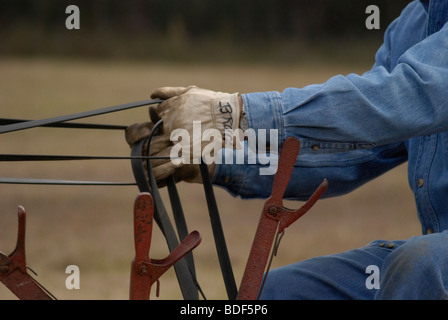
[213,141,408,200]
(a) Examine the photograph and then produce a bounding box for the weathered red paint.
[237,137,328,300]
[0,206,54,300]
[129,192,201,300]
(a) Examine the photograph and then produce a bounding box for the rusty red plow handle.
[237,137,328,300]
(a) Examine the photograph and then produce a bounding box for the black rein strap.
[0,99,162,135]
[131,134,200,300]
[131,119,238,300]
[199,161,238,300]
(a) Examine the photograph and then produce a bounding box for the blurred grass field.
[0,56,420,300]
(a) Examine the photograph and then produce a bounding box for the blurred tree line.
[0,0,412,62]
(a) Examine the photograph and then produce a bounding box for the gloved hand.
[125,86,242,185]
[151,85,242,149]
[126,122,206,184]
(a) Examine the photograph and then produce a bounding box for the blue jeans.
[259,230,448,300]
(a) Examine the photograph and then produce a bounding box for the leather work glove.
[151,85,242,149]
[125,86,243,185]
[126,121,206,184]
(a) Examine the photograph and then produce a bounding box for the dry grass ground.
[0,57,420,300]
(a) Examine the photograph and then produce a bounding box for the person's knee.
[259,248,386,300]
[378,232,448,299]
[383,232,448,274]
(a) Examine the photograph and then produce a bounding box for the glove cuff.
[212,92,241,146]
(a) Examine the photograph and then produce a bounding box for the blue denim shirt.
[213,0,448,235]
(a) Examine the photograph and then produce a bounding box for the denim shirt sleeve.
[243,20,448,154]
[213,141,408,200]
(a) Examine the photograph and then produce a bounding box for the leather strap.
[166,176,197,280]
[131,138,199,300]
[0,99,162,134]
[0,118,127,130]
[131,119,237,300]
[199,162,238,300]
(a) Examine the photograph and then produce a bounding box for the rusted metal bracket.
[237,137,328,300]
[0,193,200,300]
[0,206,55,300]
[129,192,201,300]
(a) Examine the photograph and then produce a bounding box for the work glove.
[125,86,243,185]
[126,121,206,184]
[151,85,242,148]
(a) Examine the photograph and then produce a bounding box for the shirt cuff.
[242,91,284,142]
[212,147,274,199]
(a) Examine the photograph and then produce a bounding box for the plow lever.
[0,206,55,300]
[129,192,201,300]
[237,137,328,300]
